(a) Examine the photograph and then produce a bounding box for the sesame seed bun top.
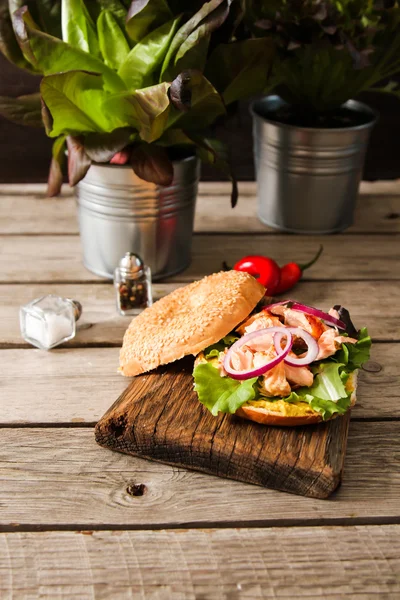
[119,270,265,376]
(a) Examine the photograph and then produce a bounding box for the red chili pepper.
[233,255,281,293]
[274,245,323,295]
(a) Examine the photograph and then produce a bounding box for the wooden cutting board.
[95,358,351,499]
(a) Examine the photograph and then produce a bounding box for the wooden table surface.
[1,181,400,599]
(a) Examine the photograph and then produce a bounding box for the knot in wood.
[126,483,147,497]
[362,360,382,373]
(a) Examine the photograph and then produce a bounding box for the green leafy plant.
[0,0,274,204]
[245,0,400,117]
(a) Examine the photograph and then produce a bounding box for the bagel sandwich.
[120,270,371,426]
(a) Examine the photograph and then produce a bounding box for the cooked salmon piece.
[259,361,291,397]
[317,328,357,360]
[236,311,282,335]
[284,362,314,387]
[230,346,254,371]
[269,307,328,339]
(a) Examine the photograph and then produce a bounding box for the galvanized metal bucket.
[75,155,200,280]
[251,96,378,234]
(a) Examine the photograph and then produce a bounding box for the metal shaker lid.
[118,252,144,279]
[65,298,83,321]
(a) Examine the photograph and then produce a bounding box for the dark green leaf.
[126,0,172,43]
[205,37,275,105]
[160,0,231,81]
[12,6,126,92]
[87,0,128,29]
[336,327,371,370]
[41,70,127,137]
[61,0,100,56]
[105,82,170,142]
[168,70,226,129]
[193,362,258,416]
[66,135,91,186]
[84,127,134,162]
[119,16,181,90]
[97,9,130,69]
[47,134,66,196]
[0,92,43,126]
[9,0,62,38]
[131,142,173,185]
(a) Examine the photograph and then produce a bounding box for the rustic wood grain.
[0,343,396,425]
[1,526,399,599]
[1,181,400,234]
[1,281,398,346]
[1,423,399,526]
[95,360,352,500]
[0,234,399,283]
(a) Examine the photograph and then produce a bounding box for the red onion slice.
[290,302,346,330]
[224,327,292,380]
[265,299,346,330]
[274,327,319,367]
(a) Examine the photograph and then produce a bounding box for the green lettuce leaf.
[119,16,181,90]
[105,82,171,143]
[12,6,125,92]
[160,0,230,81]
[97,10,130,70]
[282,362,351,421]
[41,71,127,137]
[284,391,351,421]
[126,0,172,44]
[309,362,348,402]
[336,327,371,370]
[61,0,100,57]
[193,362,258,416]
[204,334,239,358]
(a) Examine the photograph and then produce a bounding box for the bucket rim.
[250,95,379,133]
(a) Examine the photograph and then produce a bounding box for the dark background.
[1,53,399,183]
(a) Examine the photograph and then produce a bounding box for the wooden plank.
[95,361,351,499]
[0,423,399,526]
[0,342,396,425]
[0,526,399,599]
[1,181,400,234]
[0,343,397,425]
[0,234,399,283]
[1,281,398,346]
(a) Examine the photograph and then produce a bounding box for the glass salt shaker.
[20,295,82,350]
[114,252,153,316]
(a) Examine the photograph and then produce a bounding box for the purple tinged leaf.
[47,135,66,197]
[12,6,39,67]
[84,128,134,162]
[169,71,192,112]
[66,135,91,187]
[131,143,173,186]
[40,97,53,133]
[0,92,43,127]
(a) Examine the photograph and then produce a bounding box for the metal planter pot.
[75,155,200,280]
[251,96,378,234]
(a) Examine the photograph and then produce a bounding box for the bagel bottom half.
[236,371,358,427]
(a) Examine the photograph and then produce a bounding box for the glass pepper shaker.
[114,252,153,316]
[20,295,82,350]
